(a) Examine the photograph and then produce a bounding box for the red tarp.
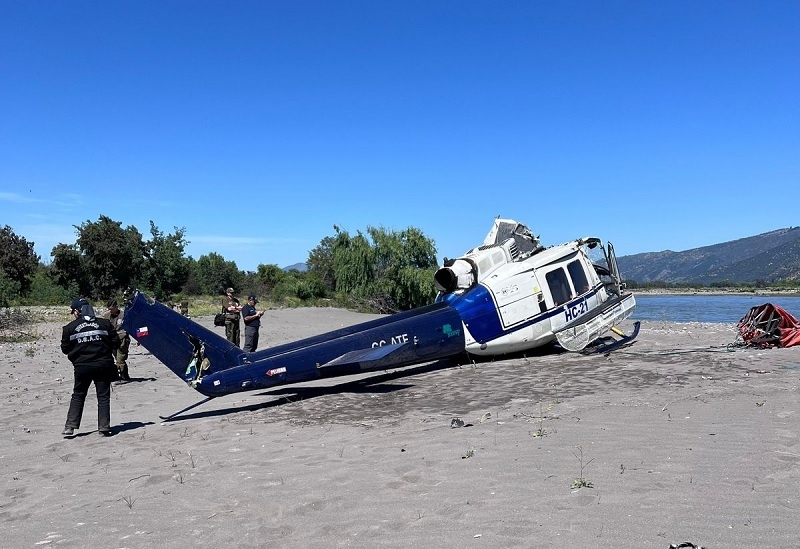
[737,303,800,348]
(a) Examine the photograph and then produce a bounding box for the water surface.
[632,294,800,324]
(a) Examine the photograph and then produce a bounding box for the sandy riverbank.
[2,310,799,548]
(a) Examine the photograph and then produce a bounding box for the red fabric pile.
[737,303,800,348]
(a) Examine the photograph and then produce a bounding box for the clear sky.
[1,1,797,272]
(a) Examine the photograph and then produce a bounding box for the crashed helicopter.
[122,218,638,419]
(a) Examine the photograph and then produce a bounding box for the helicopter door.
[489,271,542,328]
[604,242,623,296]
[607,242,620,279]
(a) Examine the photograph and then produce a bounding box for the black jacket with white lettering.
[60,315,121,368]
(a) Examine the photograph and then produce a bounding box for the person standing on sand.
[60,297,120,438]
[103,299,131,381]
[222,287,243,346]
[241,294,265,352]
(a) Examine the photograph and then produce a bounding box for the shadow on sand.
[156,343,568,423]
[158,357,465,422]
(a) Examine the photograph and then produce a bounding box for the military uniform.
[104,300,131,380]
[222,288,242,347]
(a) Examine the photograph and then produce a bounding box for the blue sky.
[1,1,797,272]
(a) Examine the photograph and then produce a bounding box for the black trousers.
[244,325,260,352]
[65,363,117,432]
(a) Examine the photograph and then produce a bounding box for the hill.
[279,229,800,285]
[616,227,800,284]
[282,262,308,272]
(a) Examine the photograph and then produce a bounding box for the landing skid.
[582,321,640,354]
[159,396,216,421]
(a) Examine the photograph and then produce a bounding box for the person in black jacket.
[60,297,121,438]
[241,294,265,352]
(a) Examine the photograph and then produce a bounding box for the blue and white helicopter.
[122,218,638,419]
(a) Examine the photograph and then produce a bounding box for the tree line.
[624,279,800,291]
[0,218,440,312]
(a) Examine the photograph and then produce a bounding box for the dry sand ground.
[2,309,800,549]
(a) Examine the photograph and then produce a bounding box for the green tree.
[0,225,40,296]
[142,222,191,301]
[194,252,243,295]
[328,225,438,311]
[307,235,336,291]
[332,227,375,296]
[51,216,145,299]
[296,272,328,300]
[0,270,20,307]
[181,257,203,295]
[51,243,90,297]
[255,264,286,293]
[76,216,145,298]
[23,264,76,306]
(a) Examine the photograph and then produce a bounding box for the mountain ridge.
[280,227,800,285]
[616,227,800,284]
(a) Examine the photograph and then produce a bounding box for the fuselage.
[122,219,636,402]
[435,235,634,355]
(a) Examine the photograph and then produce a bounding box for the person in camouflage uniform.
[104,299,131,381]
[222,287,242,347]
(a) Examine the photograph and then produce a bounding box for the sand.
[2,309,799,548]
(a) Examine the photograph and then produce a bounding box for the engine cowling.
[434,259,475,294]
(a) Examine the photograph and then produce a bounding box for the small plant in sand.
[24,344,35,357]
[530,424,548,438]
[570,446,594,489]
[529,403,550,438]
[122,495,137,509]
[462,448,475,459]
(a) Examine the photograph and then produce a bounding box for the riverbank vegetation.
[1,218,439,314]
[2,220,798,314]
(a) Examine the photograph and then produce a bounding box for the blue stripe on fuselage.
[437,284,600,344]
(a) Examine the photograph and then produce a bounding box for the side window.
[567,260,590,295]
[545,268,572,305]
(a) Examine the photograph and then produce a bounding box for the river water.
[631,294,800,324]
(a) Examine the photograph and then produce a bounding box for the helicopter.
[122,218,637,419]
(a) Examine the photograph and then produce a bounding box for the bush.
[20,269,77,306]
[0,271,20,308]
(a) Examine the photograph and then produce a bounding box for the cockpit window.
[545,268,572,306]
[567,260,590,295]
